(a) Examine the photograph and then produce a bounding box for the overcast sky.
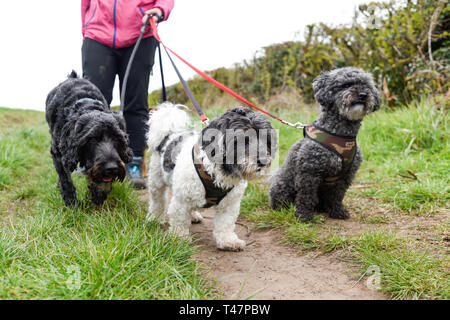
[0,0,369,111]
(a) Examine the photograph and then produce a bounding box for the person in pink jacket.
[81,0,174,189]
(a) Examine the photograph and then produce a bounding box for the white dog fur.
[146,103,276,251]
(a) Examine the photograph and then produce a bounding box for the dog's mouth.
[351,100,366,106]
[102,176,114,183]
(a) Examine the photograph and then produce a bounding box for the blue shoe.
[126,156,146,189]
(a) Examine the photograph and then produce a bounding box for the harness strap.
[192,144,233,208]
[303,123,357,182]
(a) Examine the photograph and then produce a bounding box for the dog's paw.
[329,206,351,220]
[63,195,79,207]
[215,233,246,252]
[169,225,191,239]
[191,211,204,224]
[295,210,314,222]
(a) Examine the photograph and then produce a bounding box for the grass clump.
[0,109,214,300]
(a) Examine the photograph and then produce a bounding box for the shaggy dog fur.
[269,67,380,221]
[146,103,277,251]
[45,71,133,206]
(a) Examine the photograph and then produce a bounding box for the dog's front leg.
[167,197,192,238]
[320,152,361,220]
[51,150,77,206]
[213,187,246,251]
[294,175,321,222]
[147,183,168,223]
[321,180,351,220]
[89,182,111,205]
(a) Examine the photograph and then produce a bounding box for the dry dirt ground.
[139,188,387,300]
[190,209,386,300]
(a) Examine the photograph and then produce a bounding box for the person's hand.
[142,8,163,25]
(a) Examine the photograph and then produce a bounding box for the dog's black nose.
[358,92,368,99]
[104,162,119,176]
[256,157,268,167]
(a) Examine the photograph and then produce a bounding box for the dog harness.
[303,123,357,182]
[192,144,233,208]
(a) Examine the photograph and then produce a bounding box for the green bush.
[150,0,449,108]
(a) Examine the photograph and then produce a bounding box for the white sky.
[0,0,368,111]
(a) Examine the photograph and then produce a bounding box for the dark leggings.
[82,36,157,157]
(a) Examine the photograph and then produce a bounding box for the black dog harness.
[192,144,233,208]
[304,122,357,182]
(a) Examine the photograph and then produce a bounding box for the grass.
[0,109,215,299]
[356,98,449,214]
[234,97,449,299]
[0,98,448,300]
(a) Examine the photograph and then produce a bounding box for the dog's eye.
[341,83,353,89]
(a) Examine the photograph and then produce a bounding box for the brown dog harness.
[192,144,233,208]
[303,123,357,182]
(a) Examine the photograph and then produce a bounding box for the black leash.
[161,45,209,124]
[121,14,167,112]
[157,42,167,102]
[122,15,208,123]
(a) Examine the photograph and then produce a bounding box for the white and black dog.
[146,103,277,251]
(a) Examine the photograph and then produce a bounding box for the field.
[0,98,448,299]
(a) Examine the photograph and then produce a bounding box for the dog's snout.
[358,92,368,100]
[104,162,119,175]
[256,157,268,167]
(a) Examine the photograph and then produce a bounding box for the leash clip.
[283,120,306,130]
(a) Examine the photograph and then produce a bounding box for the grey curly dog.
[269,67,380,221]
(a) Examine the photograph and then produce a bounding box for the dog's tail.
[68,70,79,79]
[147,102,191,151]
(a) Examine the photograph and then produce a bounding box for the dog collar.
[303,123,357,182]
[75,98,104,106]
[192,143,233,208]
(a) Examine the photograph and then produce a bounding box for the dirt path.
[191,209,386,300]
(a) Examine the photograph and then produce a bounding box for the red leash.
[149,19,305,129]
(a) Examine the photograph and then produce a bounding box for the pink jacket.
[81,0,174,49]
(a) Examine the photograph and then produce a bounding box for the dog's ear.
[373,90,381,111]
[121,146,134,164]
[111,112,133,163]
[312,71,334,109]
[57,121,81,172]
[60,136,80,172]
[371,82,381,111]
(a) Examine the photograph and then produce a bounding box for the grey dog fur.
[269,67,380,221]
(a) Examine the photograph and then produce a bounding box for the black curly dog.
[269,67,380,222]
[45,71,133,206]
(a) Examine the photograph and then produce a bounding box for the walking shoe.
[126,156,146,189]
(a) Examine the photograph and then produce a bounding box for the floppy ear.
[60,125,80,172]
[120,144,134,164]
[312,71,334,108]
[111,112,133,163]
[372,85,381,111]
[61,143,79,172]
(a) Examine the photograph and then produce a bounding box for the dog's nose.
[358,92,368,100]
[104,162,119,176]
[256,157,268,167]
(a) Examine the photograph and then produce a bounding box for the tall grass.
[357,98,449,214]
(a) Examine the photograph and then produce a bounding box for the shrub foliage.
[149,0,449,108]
